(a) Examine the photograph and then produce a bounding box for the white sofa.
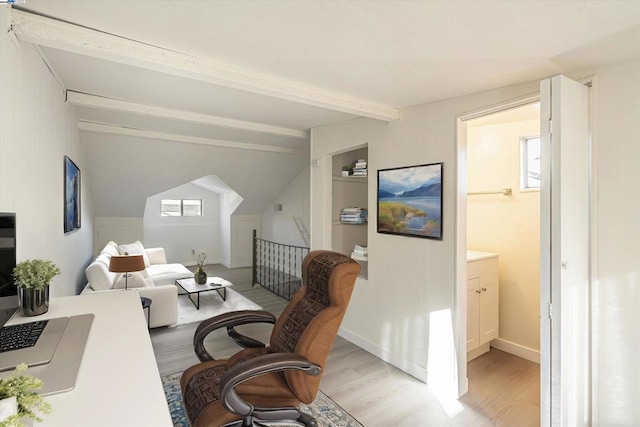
[82,241,192,328]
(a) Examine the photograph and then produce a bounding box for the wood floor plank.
[150,263,540,426]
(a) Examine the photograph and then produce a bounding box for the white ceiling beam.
[78,121,306,155]
[11,9,400,122]
[67,91,308,139]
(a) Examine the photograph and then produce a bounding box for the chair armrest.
[194,310,276,362]
[145,247,167,265]
[219,353,321,417]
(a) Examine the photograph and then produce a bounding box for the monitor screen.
[0,212,18,322]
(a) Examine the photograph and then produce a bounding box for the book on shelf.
[351,252,368,261]
[340,207,368,224]
[341,219,367,224]
[353,244,368,255]
[354,162,367,169]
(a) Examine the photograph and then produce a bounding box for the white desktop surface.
[6,291,172,426]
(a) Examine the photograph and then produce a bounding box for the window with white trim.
[521,136,541,190]
[161,199,202,217]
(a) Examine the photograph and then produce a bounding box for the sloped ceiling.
[11,1,640,217]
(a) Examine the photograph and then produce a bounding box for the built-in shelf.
[332,147,368,279]
[333,220,368,226]
[332,175,368,183]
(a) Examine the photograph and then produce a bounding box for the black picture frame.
[64,156,81,233]
[377,162,443,240]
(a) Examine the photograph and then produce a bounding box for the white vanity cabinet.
[467,251,499,361]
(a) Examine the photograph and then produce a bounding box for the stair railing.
[252,229,310,300]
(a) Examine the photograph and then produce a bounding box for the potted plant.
[0,363,51,426]
[341,165,351,177]
[194,253,207,285]
[12,260,60,317]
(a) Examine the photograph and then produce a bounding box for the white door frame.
[455,77,594,425]
[455,94,540,395]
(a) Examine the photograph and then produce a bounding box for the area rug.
[173,288,262,326]
[162,371,363,427]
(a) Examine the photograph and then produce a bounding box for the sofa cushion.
[146,263,192,287]
[112,272,152,289]
[86,261,117,291]
[101,242,120,257]
[95,252,111,267]
[118,241,151,268]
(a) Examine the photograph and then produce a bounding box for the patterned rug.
[162,371,363,427]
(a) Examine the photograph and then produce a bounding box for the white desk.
[6,291,172,426]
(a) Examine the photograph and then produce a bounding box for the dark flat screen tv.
[0,212,18,322]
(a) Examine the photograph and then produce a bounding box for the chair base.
[221,411,317,427]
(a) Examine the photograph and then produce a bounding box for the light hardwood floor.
[150,264,540,426]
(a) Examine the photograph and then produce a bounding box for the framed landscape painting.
[64,156,81,233]
[377,162,443,240]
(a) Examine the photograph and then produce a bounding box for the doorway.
[465,101,542,364]
[461,100,543,419]
[456,76,592,425]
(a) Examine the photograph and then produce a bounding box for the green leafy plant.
[0,363,51,426]
[12,260,60,289]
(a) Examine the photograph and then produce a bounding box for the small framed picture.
[64,156,81,233]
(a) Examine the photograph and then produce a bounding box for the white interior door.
[540,75,590,426]
[232,216,261,268]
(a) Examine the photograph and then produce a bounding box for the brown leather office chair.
[180,250,360,427]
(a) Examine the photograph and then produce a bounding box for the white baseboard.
[183,259,224,268]
[338,326,428,383]
[490,338,540,364]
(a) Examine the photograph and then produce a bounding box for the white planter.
[341,170,349,177]
[0,396,33,426]
[0,396,18,422]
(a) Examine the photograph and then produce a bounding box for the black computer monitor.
[0,212,18,324]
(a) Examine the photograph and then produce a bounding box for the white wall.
[143,183,222,265]
[0,7,93,295]
[218,192,243,267]
[467,119,540,355]
[593,63,640,426]
[311,87,543,386]
[93,216,143,255]
[311,63,639,421]
[261,166,310,247]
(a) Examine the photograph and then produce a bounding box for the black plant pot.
[19,285,50,316]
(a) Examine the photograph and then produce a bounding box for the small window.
[521,136,541,189]
[161,199,202,217]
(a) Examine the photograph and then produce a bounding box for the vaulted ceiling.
[11,1,640,216]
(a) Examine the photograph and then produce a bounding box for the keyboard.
[0,320,48,353]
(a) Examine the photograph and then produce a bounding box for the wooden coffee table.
[174,277,233,310]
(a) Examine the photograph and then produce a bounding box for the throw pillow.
[112,272,149,289]
[118,240,151,268]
